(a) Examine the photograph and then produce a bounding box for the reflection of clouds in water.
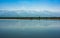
[47,23,60,29]
[0,19,18,26]
[0,20,60,30]
[0,20,60,38]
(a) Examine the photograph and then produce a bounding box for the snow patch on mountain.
[0,10,60,17]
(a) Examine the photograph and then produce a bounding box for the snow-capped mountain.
[0,10,18,17]
[0,10,60,17]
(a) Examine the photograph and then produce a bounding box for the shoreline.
[0,17,60,20]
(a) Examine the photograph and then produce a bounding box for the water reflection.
[0,19,60,38]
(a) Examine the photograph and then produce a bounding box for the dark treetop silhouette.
[0,17,60,20]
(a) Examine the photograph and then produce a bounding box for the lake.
[0,19,60,38]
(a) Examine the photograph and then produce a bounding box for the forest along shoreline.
[0,17,60,20]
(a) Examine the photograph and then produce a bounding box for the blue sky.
[0,0,60,12]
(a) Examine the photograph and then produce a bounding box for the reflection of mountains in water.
[0,17,60,20]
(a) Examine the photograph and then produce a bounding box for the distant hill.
[0,10,18,17]
[0,10,60,17]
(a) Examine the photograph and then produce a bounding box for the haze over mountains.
[0,10,60,17]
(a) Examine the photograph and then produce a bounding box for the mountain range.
[0,10,60,17]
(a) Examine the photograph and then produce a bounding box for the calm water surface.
[0,19,60,38]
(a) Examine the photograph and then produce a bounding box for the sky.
[0,0,60,12]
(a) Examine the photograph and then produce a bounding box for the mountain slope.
[0,10,60,17]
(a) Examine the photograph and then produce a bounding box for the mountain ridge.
[0,10,60,17]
